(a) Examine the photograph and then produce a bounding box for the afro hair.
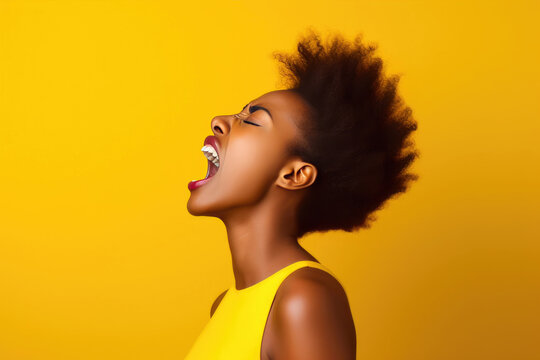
[271,28,420,238]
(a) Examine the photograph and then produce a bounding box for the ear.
[275,158,317,191]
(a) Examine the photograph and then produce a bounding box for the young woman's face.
[186,89,311,218]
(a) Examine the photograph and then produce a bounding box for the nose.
[211,115,230,136]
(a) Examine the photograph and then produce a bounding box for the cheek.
[220,138,285,191]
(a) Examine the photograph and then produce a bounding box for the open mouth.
[187,142,221,191]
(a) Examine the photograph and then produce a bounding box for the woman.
[184,29,419,360]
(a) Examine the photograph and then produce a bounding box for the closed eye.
[243,120,261,127]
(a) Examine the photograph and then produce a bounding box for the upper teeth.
[201,145,220,168]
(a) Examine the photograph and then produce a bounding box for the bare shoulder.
[268,267,356,359]
[280,266,349,303]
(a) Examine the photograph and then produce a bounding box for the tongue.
[205,159,219,179]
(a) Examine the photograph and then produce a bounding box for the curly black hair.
[272,28,420,238]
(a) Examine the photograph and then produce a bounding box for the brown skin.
[187,90,356,359]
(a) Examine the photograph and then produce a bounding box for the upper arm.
[210,289,228,318]
[270,269,356,360]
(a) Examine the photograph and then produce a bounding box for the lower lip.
[188,177,212,191]
[188,160,219,191]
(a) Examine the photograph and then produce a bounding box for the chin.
[187,195,220,218]
[186,196,205,216]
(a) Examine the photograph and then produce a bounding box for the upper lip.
[204,135,221,160]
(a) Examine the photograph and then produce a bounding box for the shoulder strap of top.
[278,260,342,288]
[284,260,337,277]
[228,260,343,295]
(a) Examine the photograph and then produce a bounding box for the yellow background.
[1,0,539,359]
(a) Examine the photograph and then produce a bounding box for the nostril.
[213,126,223,134]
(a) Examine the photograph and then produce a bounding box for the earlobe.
[275,160,317,190]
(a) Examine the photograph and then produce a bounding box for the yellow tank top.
[183,260,341,360]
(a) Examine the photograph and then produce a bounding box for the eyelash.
[243,120,260,126]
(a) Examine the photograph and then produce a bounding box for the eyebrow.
[242,103,273,120]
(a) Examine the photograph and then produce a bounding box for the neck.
[220,192,317,290]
